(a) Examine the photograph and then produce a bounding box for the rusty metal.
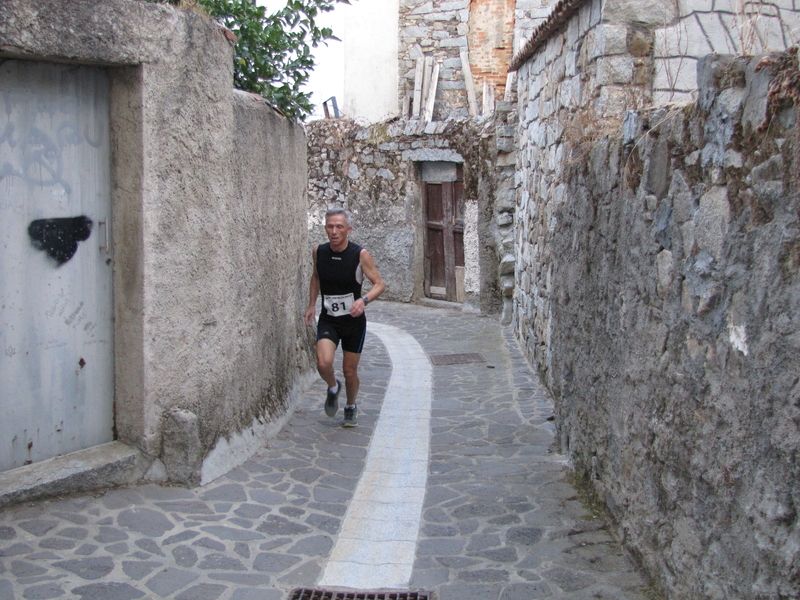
[289,589,430,600]
[428,352,485,366]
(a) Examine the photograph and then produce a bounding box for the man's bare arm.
[350,249,385,317]
[304,246,320,327]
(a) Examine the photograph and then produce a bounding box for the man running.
[304,208,385,427]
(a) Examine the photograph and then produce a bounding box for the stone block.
[622,110,643,145]
[681,221,696,258]
[401,26,428,38]
[441,0,469,9]
[742,55,775,132]
[694,185,730,258]
[440,36,468,47]
[695,12,739,54]
[565,49,579,77]
[596,55,634,85]
[162,408,202,486]
[603,0,678,25]
[593,86,633,117]
[656,249,674,298]
[592,23,628,57]
[562,76,582,107]
[678,0,712,15]
[653,56,698,93]
[410,1,434,14]
[497,137,515,153]
[500,254,516,276]
[655,19,713,58]
[426,11,457,21]
[669,169,694,223]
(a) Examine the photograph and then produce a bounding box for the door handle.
[98,219,110,254]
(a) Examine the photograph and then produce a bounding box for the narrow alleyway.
[0,302,654,600]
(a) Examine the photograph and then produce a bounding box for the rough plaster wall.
[516,47,800,599]
[0,0,313,482]
[136,6,242,461]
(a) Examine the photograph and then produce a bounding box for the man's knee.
[316,340,337,370]
[342,364,359,380]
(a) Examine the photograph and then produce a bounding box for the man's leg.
[342,350,362,405]
[316,338,338,388]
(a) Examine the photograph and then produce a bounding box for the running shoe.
[325,380,341,417]
[342,404,358,427]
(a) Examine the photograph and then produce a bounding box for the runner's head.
[324,208,352,250]
[325,207,352,227]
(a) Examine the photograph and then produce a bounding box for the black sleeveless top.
[317,241,364,320]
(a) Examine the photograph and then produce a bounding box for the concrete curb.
[0,441,147,510]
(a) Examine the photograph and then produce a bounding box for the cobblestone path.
[0,302,654,600]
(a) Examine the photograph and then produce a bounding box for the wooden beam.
[503,72,516,102]
[460,48,478,116]
[421,56,434,117]
[423,61,440,122]
[412,59,424,118]
[482,82,495,116]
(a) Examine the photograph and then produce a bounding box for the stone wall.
[0,0,313,487]
[513,0,557,51]
[514,11,800,599]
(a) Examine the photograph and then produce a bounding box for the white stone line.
[319,322,432,590]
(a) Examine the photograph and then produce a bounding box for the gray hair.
[325,207,352,227]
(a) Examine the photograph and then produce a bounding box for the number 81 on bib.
[323,293,355,316]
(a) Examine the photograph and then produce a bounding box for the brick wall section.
[467,0,515,96]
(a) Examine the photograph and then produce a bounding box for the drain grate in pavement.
[289,590,430,600]
[429,352,485,366]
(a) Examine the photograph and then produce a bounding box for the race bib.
[323,293,355,317]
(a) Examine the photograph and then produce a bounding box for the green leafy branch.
[151,0,349,120]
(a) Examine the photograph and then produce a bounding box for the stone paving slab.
[0,302,656,600]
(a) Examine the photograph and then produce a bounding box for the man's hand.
[349,297,366,318]
[304,306,317,328]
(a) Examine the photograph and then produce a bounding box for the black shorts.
[317,314,367,354]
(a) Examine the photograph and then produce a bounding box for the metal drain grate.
[289,590,430,600]
[429,352,485,366]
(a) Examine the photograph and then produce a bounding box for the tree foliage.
[154,0,348,120]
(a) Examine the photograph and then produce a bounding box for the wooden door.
[424,166,464,301]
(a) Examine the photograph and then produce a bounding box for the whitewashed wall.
[654,0,800,104]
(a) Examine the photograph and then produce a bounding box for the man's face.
[325,214,351,247]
